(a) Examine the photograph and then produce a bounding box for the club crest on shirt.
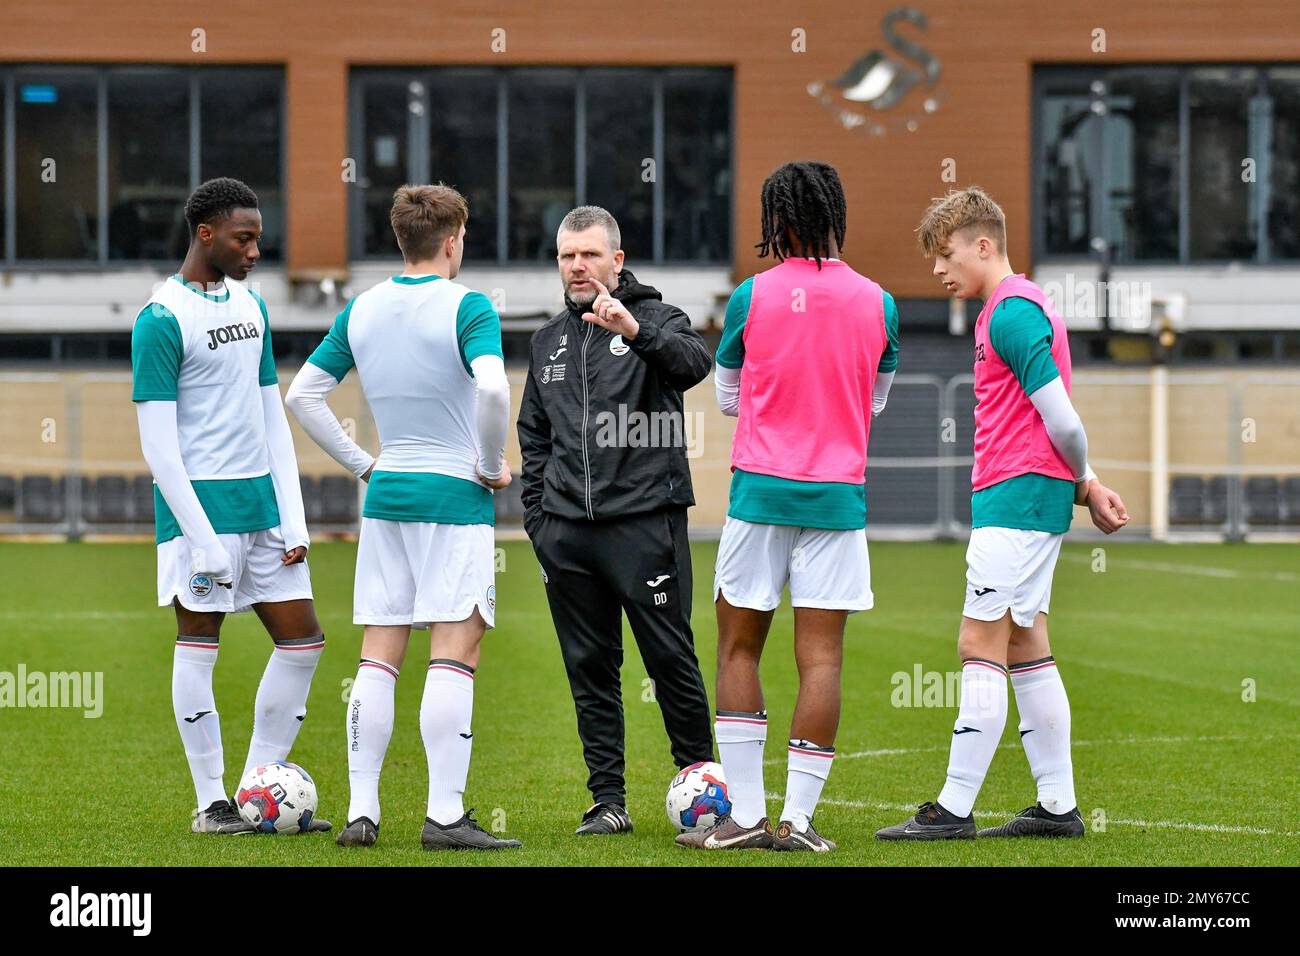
[189,574,213,597]
[609,335,630,357]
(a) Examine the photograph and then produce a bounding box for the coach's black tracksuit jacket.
[517,268,714,805]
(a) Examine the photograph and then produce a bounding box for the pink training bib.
[731,258,888,484]
[971,274,1073,492]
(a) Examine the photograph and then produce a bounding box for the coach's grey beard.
[564,289,606,316]
[564,271,622,312]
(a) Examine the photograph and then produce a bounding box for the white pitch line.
[836,745,938,759]
[0,610,158,621]
[1058,552,1300,583]
[762,794,1300,838]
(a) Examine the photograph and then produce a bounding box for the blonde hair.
[916,186,1006,257]
[390,183,468,261]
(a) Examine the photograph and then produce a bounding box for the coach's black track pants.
[531,507,714,806]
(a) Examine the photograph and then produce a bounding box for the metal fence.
[2,369,1298,541]
[866,371,1300,540]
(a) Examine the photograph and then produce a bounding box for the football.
[665,761,732,832]
[235,761,319,834]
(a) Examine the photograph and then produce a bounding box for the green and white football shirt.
[970,297,1074,534]
[131,275,280,543]
[306,275,503,525]
[715,273,901,530]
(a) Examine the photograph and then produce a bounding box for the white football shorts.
[962,526,1064,628]
[157,526,313,614]
[713,516,873,613]
[353,517,496,629]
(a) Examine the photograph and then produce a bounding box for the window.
[200,70,284,261]
[352,67,733,264]
[1,75,8,261]
[508,71,576,261]
[428,72,499,262]
[0,65,284,265]
[357,75,411,259]
[14,71,98,260]
[108,69,189,261]
[1035,65,1300,264]
[585,72,654,262]
[1188,68,1260,260]
[1038,77,1094,257]
[1269,70,1300,259]
[664,71,731,262]
[1103,71,1181,262]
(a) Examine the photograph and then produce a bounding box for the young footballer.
[132,178,329,835]
[285,184,519,851]
[876,186,1129,841]
[677,161,899,852]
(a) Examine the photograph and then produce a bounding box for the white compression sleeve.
[716,365,888,419]
[135,400,230,579]
[872,370,895,417]
[715,365,741,417]
[470,354,510,480]
[260,383,310,552]
[284,363,376,479]
[1029,377,1091,481]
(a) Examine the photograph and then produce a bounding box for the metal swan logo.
[807,8,943,137]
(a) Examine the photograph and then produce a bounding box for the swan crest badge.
[808,8,944,137]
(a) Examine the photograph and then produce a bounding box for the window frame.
[0,63,286,270]
[1033,63,1300,267]
[348,65,734,266]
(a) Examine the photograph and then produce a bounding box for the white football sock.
[1010,657,1077,814]
[346,659,398,825]
[242,634,325,782]
[780,739,835,832]
[937,659,1008,818]
[173,636,226,808]
[421,659,476,826]
[715,710,767,828]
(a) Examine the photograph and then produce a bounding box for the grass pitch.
[1,539,1296,867]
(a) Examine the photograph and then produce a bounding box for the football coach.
[518,205,715,836]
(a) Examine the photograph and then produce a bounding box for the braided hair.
[754,161,847,269]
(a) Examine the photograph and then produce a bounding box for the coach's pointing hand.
[581,279,639,340]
